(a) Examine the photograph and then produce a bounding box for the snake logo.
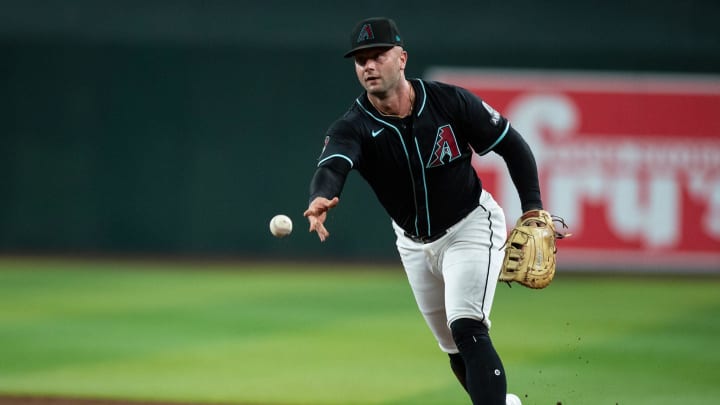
[427,125,461,168]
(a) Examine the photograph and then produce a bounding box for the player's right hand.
[303,197,340,242]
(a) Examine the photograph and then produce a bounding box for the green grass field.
[0,257,719,405]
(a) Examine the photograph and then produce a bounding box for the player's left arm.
[455,87,543,212]
[491,126,543,212]
[492,127,570,288]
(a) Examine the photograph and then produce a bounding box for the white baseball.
[269,214,293,238]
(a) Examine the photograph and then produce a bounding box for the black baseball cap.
[344,17,404,58]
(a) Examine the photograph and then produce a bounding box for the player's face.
[353,46,407,96]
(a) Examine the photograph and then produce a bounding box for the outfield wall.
[1,1,719,271]
[429,69,720,272]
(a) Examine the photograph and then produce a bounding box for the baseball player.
[304,17,542,405]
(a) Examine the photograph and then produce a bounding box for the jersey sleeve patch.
[318,135,330,157]
[482,101,502,126]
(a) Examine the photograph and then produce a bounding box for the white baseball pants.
[393,190,507,353]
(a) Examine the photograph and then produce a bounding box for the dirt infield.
[0,396,237,405]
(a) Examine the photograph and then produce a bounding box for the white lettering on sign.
[608,173,679,247]
[475,94,720,248]
[689,172,720,236]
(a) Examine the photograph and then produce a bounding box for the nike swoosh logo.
[371,128,385,137]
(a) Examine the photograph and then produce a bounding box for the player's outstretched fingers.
[325,196,340,209]
[304,197,339,242]
[308,218,330,242]
[305,211,330,242]
[304,197,339,217]
[315,223,330,242]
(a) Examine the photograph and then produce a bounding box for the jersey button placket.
[411,140,429,237]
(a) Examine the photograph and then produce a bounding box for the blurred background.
[1,3,719,404]
[2,0,719,268]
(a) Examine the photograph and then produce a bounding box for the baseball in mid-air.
[269,214,293,238]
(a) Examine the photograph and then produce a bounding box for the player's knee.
[450,317,489,349]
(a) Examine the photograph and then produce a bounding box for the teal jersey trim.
[477,121,510,156]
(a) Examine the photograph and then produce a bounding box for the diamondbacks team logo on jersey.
[357,24,374,42]
[427,125,461,168]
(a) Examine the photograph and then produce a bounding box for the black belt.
[404,230,447,244]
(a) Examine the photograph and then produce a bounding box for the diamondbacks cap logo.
[427,125,461,168]
[344,17,403,57]
[357,23,374,43]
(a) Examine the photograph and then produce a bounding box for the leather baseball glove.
[499,209,569,289]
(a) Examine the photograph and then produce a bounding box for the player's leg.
[450,318,506,404]
[395,245,471,392]
[394,224,472,394]
[443,191,508,404]
[448,352,468,391]
[392,222,459,354]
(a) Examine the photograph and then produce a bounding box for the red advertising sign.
[427,68,720,271]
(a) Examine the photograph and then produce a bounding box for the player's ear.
[399,48,408,69]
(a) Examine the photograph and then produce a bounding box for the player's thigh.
[395,230,456,352]
[442,205,506,326]
[396,240,445,318]
[402,260,456,352]
[442,247,496,326]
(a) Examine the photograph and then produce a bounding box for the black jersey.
[316,79,511,239]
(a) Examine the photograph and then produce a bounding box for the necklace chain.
[374,84,414,118]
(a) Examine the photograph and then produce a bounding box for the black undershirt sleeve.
[491,126,543,212]
[308,158,352,203]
